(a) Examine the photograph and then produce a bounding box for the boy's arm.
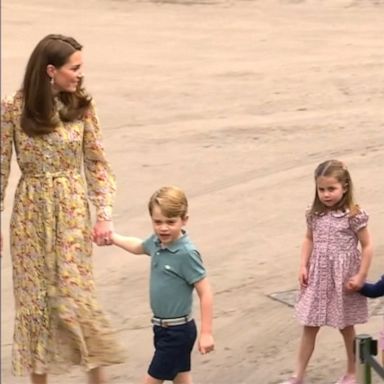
[111,233,145,255]
[194,277,214,355]
[360,275,384,298]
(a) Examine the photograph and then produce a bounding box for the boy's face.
[151,205,188,246]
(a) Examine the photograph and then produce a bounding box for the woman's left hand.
[92,220,114,246]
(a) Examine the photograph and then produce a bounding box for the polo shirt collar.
[154,230,188,253]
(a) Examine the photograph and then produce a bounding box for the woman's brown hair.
[20,34,92,136]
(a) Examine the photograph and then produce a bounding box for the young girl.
[281,159,373,384]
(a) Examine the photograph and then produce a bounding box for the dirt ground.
[1,0,384,383]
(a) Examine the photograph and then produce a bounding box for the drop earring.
[50,77,54,85]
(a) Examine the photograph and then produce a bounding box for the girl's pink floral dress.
[296,209,368,329]
[1,92,125,375]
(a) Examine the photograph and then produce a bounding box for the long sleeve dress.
[1,91,125,376]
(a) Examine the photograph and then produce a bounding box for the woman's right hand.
[298,265,308,287]
[92,220,114,246]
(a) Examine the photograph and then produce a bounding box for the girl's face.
[48,50,84,94]
[150,205,188,246]
[316,176,346,208]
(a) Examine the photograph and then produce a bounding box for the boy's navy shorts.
[148,319,197,380]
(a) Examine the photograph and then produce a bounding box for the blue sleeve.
[360,275,384,298]
[181,249,206,285]
[142,234,156,256]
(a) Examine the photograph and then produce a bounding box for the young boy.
[360,275,384,365]
[111,186,214,384]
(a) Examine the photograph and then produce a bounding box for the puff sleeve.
[349,209,369,233]
[83,101,116,221]
[1,97,15,212]
[305,208,313,231]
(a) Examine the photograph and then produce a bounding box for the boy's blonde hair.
[148,186,188,218]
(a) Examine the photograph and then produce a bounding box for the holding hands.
[345,273,365,292]
[92,220,114,246]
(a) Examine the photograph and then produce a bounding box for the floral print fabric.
[1,92,125,375]
[295,209,368,329]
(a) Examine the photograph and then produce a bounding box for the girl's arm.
[347,227,373,291]
[194,277,214,355]
[111,233,145,255]
[299,229,313,287]
[357,227,373,278]
[360,275,384,298]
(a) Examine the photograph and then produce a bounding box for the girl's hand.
[92,220,114,246]
[298,265,308,287]
[198,332,215,355]
[346,274,365,292]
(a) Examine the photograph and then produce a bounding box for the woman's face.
[49,50,84,93]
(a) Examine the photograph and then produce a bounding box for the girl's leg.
[87,367,107,384]
[293,326,321,380]
[30,373,47,384]
[173,371,193,384]
[143,373,164,384]
[339,325,356,376]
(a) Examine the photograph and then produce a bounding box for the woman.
[0,34,125,384]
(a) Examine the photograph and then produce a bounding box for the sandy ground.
[1,0,384,383]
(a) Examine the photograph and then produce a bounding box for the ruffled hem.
[11,300,126,376]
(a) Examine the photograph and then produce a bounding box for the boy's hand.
[92,220,114,246]
[198,332,214,355]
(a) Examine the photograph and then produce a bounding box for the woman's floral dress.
[0,91,125,375]
[295,209,368,329]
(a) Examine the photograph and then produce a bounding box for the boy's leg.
[87,367,108,384]
[173,371,193,384]
[31,373,47,384]
[143,373,164,384]
[339,325,356,376]
[294,325,320,380]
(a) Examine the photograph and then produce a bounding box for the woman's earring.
[50,77,54,85]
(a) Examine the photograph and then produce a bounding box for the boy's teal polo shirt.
[142,231,206,319]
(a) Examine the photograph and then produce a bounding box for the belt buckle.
[160,319,169,328]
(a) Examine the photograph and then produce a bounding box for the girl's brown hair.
[310,159,359,216]
[20,34,92,136]
[148,186,188,219]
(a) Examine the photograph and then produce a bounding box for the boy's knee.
[173,372,193,384]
